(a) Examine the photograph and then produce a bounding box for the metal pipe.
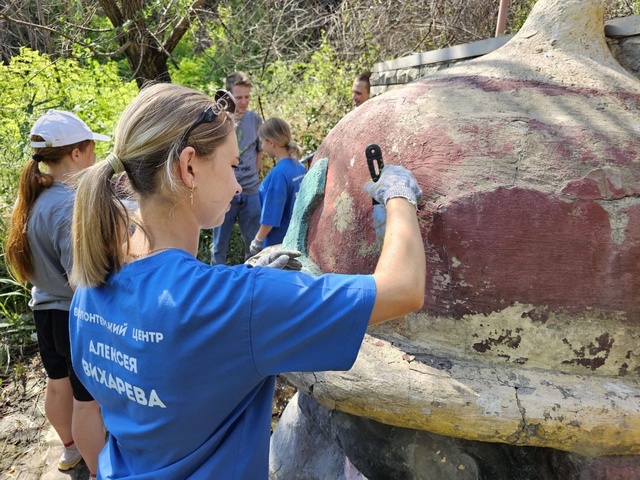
[495,0,510,37]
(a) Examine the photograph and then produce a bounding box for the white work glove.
[250,237,264,255]
[246,249,303,270]
[364,165,422,207]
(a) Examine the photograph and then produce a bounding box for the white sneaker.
[58,444,83,471]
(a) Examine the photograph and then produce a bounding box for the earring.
[189,182,195,205]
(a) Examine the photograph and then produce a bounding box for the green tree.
[0,0,212,87]
[97,0,209,86]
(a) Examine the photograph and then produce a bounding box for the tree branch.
[163,0,208,53]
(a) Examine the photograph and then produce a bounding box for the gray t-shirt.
[28,182,75,311]
[234,110,262,195]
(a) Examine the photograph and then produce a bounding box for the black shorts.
[33,309,94,402]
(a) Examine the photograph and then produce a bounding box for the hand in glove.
[246,249,303,270]
[250,237,264,255]
[364,165,422,207]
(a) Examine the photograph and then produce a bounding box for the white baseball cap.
[30,110,110,148]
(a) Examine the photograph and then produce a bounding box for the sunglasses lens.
[215,90,236,114]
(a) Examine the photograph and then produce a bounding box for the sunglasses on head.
[179,89,237,151]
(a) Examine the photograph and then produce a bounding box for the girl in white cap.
[5,110,109,477]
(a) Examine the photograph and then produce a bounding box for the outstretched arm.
[370,198,425,324]
[365,166,426,325]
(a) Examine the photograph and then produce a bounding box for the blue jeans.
[212,194,261,265]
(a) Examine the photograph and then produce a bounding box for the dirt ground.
[0,352,296,479]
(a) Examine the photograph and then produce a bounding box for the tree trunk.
[97,0,208,87]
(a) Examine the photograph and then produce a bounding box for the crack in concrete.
[308,373,319,396]
[512,150,524,185]
[515,386,527,428]
[496,375,531,445]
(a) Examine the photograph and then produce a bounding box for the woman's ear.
[70,147,82,161]
[178,146,196,188]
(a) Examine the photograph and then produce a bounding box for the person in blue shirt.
[250,118,307,255]
[69,82,425,479]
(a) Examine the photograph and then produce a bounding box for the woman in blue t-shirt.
[69,83,425,479]
[250,118,307,255]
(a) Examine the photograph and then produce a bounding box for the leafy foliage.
[0,48,137,367]
[255,39,359,155]
[172,29,361,162]
[0,46,136,221]
[197,225,245,266]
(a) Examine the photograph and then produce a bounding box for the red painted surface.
[308,76,640,324]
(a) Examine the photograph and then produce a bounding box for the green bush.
[0,47,137,222]
[0,259,33,373]
[172,35,366,158]
[255,39,357,155]
[197,225,245,266]
[0,48,137,369]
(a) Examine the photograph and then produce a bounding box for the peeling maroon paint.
[561,178,605,200]
[562,168,640,200]
[561,334,614,371]
[473,329,523,353]
[430,188,640,318]
[308,76,640,326]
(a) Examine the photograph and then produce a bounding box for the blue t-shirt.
[258,158,306,247]
[70,250,375,479]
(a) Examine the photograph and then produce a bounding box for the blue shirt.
[258,158,306,247]
[70,250,375,479]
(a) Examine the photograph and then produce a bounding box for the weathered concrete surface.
[271,392,640,480]
[270,392,370,480]
[282,0,640,459]
[287,335,640,456]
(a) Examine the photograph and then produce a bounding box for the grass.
[0,271,35,376]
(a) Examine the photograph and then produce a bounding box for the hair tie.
[32,153,44,162]
[106,153,125,175]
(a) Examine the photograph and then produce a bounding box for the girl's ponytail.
[259,118,302,161]
[286,140,303,161]
[4,159,52,282]
[71,160,129,287]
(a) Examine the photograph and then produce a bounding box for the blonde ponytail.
[258,118,302,161]
[71,160,129,287]
[286,140,302,161]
